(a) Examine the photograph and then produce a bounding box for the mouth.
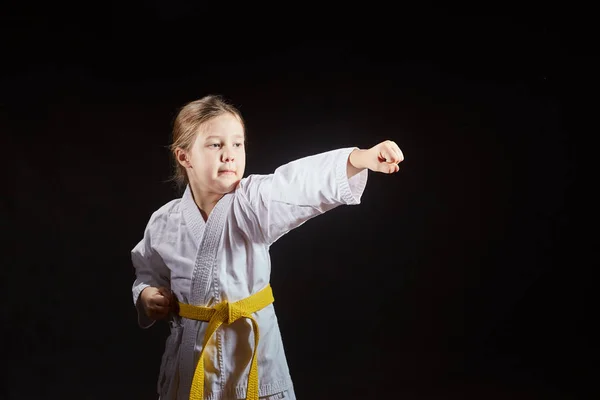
[218,170,236,175]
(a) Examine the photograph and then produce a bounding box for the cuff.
[133,283,155,329]
[336,147,369,205]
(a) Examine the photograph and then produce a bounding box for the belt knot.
[215,300,245,324]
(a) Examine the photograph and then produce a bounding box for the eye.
[209,143,221,148]
[234,143,243,148]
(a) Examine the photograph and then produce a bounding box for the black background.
[2,4,593,399]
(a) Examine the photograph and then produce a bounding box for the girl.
[131,95,404,400]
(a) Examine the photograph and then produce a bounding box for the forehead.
[199,113,245,138]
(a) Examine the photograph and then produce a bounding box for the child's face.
[185,112,246,195]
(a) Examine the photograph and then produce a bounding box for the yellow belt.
[177,284,274,400]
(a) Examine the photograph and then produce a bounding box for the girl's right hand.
[140,286,175,320]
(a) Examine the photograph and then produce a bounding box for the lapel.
[177,186,235,398]
[181,185,205,248]
[180,185,234,306]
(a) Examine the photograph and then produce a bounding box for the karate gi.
[131,147,369,400]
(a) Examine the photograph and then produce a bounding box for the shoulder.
[237,174,272,188]
[146,197,183,234]
[235,174,273,198]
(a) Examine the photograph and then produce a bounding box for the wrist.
[139,286,152,303]
[349,148,369,170]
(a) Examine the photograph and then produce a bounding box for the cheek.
[192,154,211,175]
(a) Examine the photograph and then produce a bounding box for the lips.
[218,170,236,174]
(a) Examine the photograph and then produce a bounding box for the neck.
[189,185,224,221]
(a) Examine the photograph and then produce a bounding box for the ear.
[175,148,191,168]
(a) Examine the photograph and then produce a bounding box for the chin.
[220,180,241,193]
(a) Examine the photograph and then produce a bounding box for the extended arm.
[237,140,404,246]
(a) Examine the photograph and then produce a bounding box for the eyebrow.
[204,135,245,141]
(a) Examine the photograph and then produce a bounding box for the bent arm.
[131,213,171,329]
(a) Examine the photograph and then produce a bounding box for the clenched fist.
[348,140,404,176]
[139,286,176,321]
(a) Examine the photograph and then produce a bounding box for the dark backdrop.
[2,4,592,400]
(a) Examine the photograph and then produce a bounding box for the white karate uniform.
[131,147,369,400]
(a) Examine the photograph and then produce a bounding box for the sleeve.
[131,212,171,329]
[237,147,368,245]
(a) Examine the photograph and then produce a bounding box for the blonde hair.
[169,95,245,190]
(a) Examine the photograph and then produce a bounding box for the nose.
[221,149,234,163]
